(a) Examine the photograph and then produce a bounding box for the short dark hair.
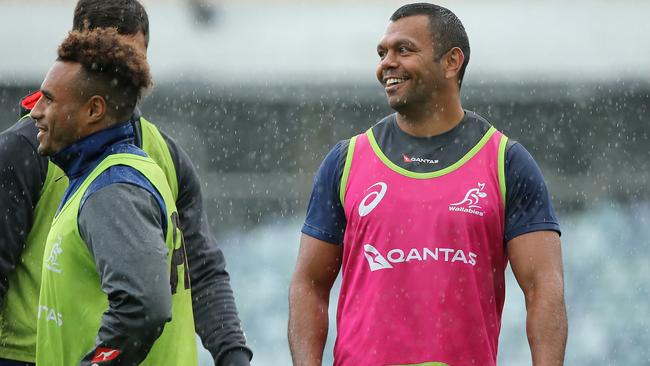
[58,28,152,121]
[390,3,470,88]
[73,0,149,46]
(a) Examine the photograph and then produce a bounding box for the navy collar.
[51,121,136,179]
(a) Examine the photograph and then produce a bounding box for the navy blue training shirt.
[302,111,561,245]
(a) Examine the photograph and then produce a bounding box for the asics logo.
[363,244,393,271]
[358,182,387,217]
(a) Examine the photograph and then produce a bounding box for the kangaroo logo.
[45,235,63,273]
[451,182,487,209]
[358,182,388,217]
[363,244,393,271]
[91,347,121,363]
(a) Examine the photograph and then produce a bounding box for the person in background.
[289,3,567,365]
[0,1,251,365]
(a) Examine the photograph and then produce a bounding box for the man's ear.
[85,95,107,125]
[443,47,465,81]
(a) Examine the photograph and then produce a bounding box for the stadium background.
[1,0,649,364]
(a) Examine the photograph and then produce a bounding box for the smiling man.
[289,3,567,366]
[30,28,197,365]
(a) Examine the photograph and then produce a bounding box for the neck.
[83,116,121,138]
[395,90,464,137]
[50,120,134,178]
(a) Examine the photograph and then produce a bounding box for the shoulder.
[153,124,187,173]
[81,165,163,211]
[78,182,168,259]
[503,139,550,195]
[303,139,352,245]
[81,181,156,210]
[465,110,494,131]
[328,139,350,165]
[504,140,539,174]
[136,116,186,173]
[137,116,179,156]
[502,140,560,240]
[467,111,530,168]
[316,139,350,185]
[142,118,199,195]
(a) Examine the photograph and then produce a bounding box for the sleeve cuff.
[301,223,343,245]
[217,348,252,366]
[505,222,561,243]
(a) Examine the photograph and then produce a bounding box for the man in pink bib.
[289,3,567,366]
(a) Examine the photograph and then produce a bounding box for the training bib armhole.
[140,117,179,201]
[339,135,358,206]
[498,134,508,208]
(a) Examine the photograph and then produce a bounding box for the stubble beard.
[37,142,54,157]
[388,95,408,113]
[387,88,424,116]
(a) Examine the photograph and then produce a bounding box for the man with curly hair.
[29,28,195,366]
[0,1,251,365]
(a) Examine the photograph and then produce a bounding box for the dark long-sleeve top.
[0,95,251,364]
[49,122,172,364]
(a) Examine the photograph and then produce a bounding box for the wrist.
[217,348,251,366]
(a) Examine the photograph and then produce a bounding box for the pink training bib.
[335,126,508,366]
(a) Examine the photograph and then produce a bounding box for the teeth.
[386,78,405,86]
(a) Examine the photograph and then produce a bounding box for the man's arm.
[78,183,172,366]
[159,131,251,365]
[288,234,342,366]
[0,119,48,305]
[508,231,567,366]
[289,139,348,365]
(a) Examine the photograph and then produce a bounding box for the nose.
[376,50,398,84]
[379,50,398,69]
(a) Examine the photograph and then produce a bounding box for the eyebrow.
[41,89,54,100]
[377,38,418,51]
[396,39,418,48]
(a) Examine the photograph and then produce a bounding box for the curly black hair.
[57,28,152,121]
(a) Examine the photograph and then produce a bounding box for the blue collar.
[51,121,136,179]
